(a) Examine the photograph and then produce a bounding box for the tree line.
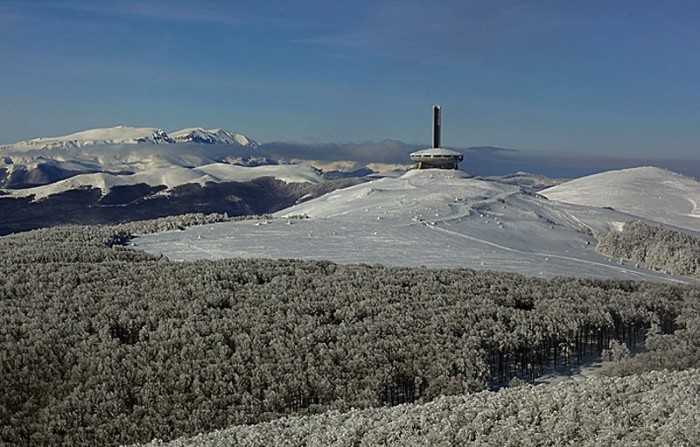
[597,220,700,278]
[136,368,700,447]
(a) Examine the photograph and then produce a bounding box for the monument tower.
[409,105,463,170]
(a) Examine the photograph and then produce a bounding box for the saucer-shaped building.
[410,105,463,170]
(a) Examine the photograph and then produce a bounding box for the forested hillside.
[1,219,699,446]
[597,220,700,278]
[138,369,700,447]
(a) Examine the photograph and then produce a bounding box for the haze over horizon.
[2,0,699,162]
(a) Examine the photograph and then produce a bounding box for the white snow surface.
[6,163,322,200]
[135,168,700,283]
[541,166,700,232]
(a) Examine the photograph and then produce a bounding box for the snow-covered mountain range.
[0,126,262,190]
[0,126,361,235]
[135,167,700,283]
[2,126,257,151]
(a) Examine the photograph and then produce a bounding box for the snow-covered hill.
[541,166,699,232]
[134,167,700,283]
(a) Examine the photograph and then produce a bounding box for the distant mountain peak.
[3,126,257,151]
[5,126,175,150]
[169,128,258,147]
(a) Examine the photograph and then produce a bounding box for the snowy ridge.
[6,163,322,200]
[1,126,257,152]
[541,166,700,232]
[170,128,257,147]
[4,126,175,150]
[135,167,700,283]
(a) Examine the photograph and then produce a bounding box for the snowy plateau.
[136,166,700,283]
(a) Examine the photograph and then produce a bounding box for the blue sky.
[1,0,699,159]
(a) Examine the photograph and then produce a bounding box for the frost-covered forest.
[597,220,700,278]
[1,217,699,446]
[139,369,700,447]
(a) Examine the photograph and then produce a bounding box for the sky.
[1,0,699,160]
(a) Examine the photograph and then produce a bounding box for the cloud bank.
[257,141,700,179]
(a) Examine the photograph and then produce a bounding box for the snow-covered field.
[135,167,700,283]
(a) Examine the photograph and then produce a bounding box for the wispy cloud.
[295,0,593,68]
[257,140,700,179]
[0,0,301,28]
[258,140,422,164]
